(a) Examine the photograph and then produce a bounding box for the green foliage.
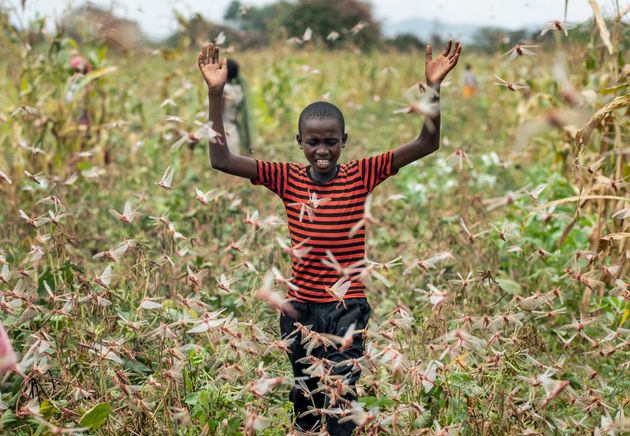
[386,33,426,51]
[224,0,381,49]
[79,402,111,429]
[186,386,241,432]
[282,0,381,49]
[471,27,537,54]
[0,6,628,435]
[223,1,297,47]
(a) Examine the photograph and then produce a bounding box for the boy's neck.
[308,165,339,185]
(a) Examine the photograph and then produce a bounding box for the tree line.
[1,0,612,54]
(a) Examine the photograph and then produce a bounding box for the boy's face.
[297,117,347,175]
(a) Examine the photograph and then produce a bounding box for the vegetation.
[0,1,628,435]
[225,0,381,49]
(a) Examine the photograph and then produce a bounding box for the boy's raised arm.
[198,43,258,179]
[391,41,462,171]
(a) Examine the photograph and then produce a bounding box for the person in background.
[462,63,478,99]
[223,59,254,155]
[67,54,93,149]
[70,54,92,74]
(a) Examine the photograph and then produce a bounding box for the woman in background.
[223,59,255,155]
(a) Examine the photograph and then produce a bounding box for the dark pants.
[279,298,371,435]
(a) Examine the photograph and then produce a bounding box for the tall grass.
[0,10,628,435]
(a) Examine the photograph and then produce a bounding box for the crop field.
[0,5,629,436]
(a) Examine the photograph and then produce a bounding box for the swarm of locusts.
[0,4,629,435]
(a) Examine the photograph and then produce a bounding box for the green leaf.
[123,358,152,375]
[76,161,92,171]
[20,76,30,92]
[600,84,627,95]
[185,392,199,406]
[358,395,378,408]
[0,409,18,429]
[97,46,108,62]
[79,402,111,429]
[59,261,76,286]
[378,397,395,409]
[496,278,521,295]
[449,372,483,397]
[208,419,219,432]
[75,66,118,92]
[38,269,55,298]
[40,400,56,420]
[561,372,581,390]
[68,262,84,273]
[414,411,432,429]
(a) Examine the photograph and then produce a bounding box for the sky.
[5,0,620,40]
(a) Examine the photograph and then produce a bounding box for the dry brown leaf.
[536,194,630,209]
[600,232,630,241]
[575,94,630,153]
[587,0,614,55]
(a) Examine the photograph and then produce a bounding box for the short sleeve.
[357,150,398,193]
[250,160,289,197]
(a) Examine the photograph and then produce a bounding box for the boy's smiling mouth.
[316,159,331,169]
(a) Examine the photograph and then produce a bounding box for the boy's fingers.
[201,48,208,65]
[442,40,452,57]
[212,47,219,64]
[426,44,432,63]
[448,42,460,59]
[221,57,228,69]
[454,45,462,61]
[450,48,462,67]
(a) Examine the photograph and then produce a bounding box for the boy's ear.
[296,134,302,149]
[342,133,348,147]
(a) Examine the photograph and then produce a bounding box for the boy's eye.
[305,138,337,146]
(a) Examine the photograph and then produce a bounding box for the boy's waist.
[287,289,367,304]
[288,297,370,314]
[290,294,368,304]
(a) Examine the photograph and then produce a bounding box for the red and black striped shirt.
[251,150,398,303]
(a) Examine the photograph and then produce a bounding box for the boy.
[197,41,461,434]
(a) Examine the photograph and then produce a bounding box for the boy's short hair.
[298,101,345,134]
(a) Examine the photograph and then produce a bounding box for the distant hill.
[383,17,540,44]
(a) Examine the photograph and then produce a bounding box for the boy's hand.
[198,43,228,93]
[425,40,462,87]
